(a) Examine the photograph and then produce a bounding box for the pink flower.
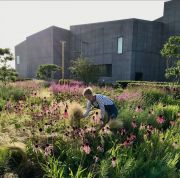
[122,140,132,147]
[172,142,178,149]
[94,155,99,163]
[131,121,137,128]
[50,83,84,96]
[5,100,11,111]
[116,91,141,101]
[64,109,68,118]
[119,128,126,135]
[112,157,116,167]
[146,124,153,131]
[93,112,100,124]
[129,134,136,141]
[51,131,57,138]
[100,118,104,125]
[82,143,91,154]
[97,145,104,152]
[170,121,175,126]
[156,115,165,124]
[44,144,53,156]
[135,106,143,112]
[103,126,111,134]
[139,123,145,130]
[146,124,153,137]
[33,144,39,153]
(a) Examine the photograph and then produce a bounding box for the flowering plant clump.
[49,82,85,102]
[12,80,44,92]
[69,80,84,87]
[116,91,141,101]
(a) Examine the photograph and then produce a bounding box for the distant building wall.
[131,20,166,81]
[26,27,54,78]
[15,41,28,78]
[53,26,71,79]
[70,19,134,82]
[15,26,71,79]
[70,19,167,81]
[163,0,180,36]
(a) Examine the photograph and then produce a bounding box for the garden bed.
[0,80,179,178]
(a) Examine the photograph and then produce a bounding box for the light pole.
[60,41,66,80]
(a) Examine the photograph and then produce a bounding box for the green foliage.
[36,64,61,81]
[69,57,101,84]
[42,157,65,178]
[161,36,180,83]
[7,147,26,172]
[0,146,30,177]
[0,99,6,111]
[69,165,87,178]
[154,104,179,129]
[161,36,180,59]
[0,85,28,102]
[165,60,180,82]
[0,147,9,175]
[116,80,180,94]
[0,48,10,55]
[142,89,178,106]
[0,48,18,85]
[99,159,110,177]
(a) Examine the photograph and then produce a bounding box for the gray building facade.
[15,26,70,78]
[15,0,180,82]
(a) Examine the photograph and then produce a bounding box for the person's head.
[83,87,94,101]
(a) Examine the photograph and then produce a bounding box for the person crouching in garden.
[82,87,118,127]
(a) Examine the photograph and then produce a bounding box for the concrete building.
[15,26,70,79]
[15,0,180,82]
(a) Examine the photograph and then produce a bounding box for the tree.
[0,48,18,85]
[69,57,101,84]
[36,64,61,81]
[161,36,180,83]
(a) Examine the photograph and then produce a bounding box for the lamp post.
[60,41,66,80]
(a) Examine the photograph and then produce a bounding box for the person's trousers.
[104,104,118,120]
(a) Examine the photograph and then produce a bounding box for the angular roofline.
[15,26,70,48]
[70,18,162,29]
[70,18,137,28]
[26,25,69,39]
[15,40,26,48]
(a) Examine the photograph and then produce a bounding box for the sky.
[0,0,167,68]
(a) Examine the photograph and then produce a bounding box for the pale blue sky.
[0,0,167,67]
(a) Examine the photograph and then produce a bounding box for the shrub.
[36,64,61,81]
[69,57,101,84]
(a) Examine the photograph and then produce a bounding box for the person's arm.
[96,95,105,119]
[83,101,91,118]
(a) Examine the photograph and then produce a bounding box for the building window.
[117,37,123,54]
[16,56,20,64]
[135,72,143,81]
[98,64,112,77]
